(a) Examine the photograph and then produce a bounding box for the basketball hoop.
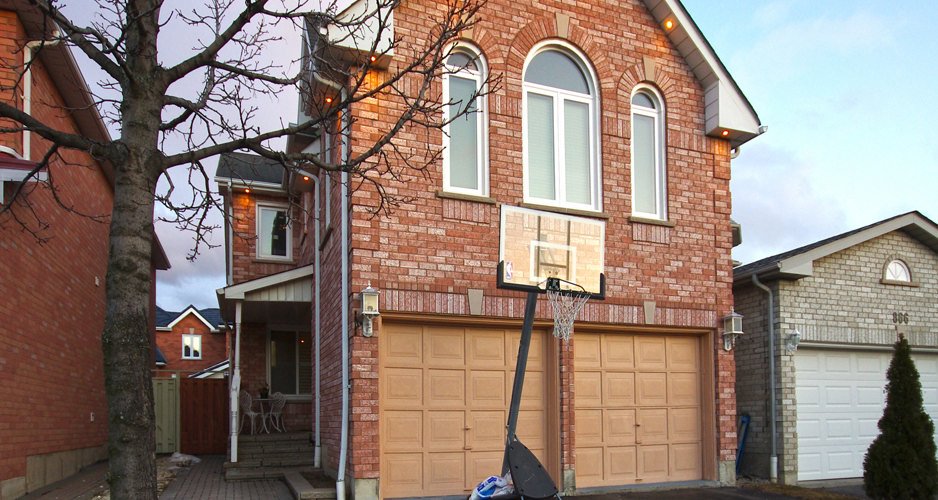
[545,277,591,342]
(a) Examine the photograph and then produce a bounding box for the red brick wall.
[155,313,228,376]
[227,191,302,284]
[0,10,112,484]
[319,0,738,484]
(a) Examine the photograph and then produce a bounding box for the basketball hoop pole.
[502,289,539,475]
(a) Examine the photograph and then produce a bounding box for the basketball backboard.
[498,205,605,298]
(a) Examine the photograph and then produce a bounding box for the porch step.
[225,452,316,468]
[227,432,317,481]
[284,471,337,499]
[224,465,316,481]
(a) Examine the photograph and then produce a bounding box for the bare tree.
[0,0,491,497]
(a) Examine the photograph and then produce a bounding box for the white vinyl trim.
[630,84,667,220]
[255,202,292,261]
[442,42,489,197]
[521,41,602,212]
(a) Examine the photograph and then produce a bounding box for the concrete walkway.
[160,455,292,500]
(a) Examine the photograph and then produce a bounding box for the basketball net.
[546,287,591,342]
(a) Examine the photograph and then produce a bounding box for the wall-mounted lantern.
[359,283,380,337]
[786,329,802,353]
[722,311,744,351]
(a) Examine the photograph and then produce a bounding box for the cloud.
[731,144,848,264]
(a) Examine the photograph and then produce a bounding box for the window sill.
[881,279,919,288]
[436,190,496,205]
[629,215,675,227]
[253,257,295,265]
[520,202,609,220]
[284,394,313,402]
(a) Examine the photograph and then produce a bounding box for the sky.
[128,0,938,311]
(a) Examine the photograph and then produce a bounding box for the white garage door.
[795,348,938,481]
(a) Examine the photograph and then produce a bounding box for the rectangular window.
[268,331,312,395]
[527,93,556,200]
[182,335,202,360]
[257,205,290,259]
[632,113,658,216]
[445,76,483,193]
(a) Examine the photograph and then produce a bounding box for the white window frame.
[256,202,292,260]
[442,42,489,197]
[522,41,601,212]
[182,334,202,360]
[630,84,667,220]
[884,259,912,283]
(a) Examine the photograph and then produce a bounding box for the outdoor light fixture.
[722,311,744,351]
[359,283,380,337]
[721,130,730,137]
[663,18,675,31]
[786,329,802,353]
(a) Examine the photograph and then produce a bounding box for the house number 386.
[892,312,910,324]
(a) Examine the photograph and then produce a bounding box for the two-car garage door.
[795,348,938,481]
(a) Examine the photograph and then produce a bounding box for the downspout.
[305,173,323,469]
[336,99,351,500]
[751,274,778,481]
[23,32,61,160]
[227,180,234,286]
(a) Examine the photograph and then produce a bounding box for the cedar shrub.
[863,335,938,499]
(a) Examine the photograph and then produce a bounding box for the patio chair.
[268,392,287,432]
[239,390,260,435]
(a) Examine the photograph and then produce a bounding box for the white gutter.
[751,274,778,481]
[24,32,61,160]
[336,102,351,500]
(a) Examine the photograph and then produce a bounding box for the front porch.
[217,266,317,466]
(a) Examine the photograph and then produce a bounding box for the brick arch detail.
[458,26,505,75]
[617,61,679,136]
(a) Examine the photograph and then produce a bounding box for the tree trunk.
[102,152,159,499]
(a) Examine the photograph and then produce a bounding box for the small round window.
[884,259,911,282]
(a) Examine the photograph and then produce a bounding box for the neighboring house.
[0,6,170,498]
[216,0,764,497]
[733,211,938,484]
[154,305,229,377]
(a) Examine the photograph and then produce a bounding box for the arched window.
[443,43,488,196]
[631,86,666,220]
[523,43,600,211]
[884,259,912,283]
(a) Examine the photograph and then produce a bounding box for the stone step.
[237,431,312,444]
[238,443,316,456]
[225,454,315,469]
[284,471,337,500]
[224,464,318,481]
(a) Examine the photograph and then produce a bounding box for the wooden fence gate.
[180,378,229,455]
[153,378,180,454]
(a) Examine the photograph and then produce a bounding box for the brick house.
[733,211,938,484]
[0,6,170,498]
[154,305,228,377]
[215,0,763,497]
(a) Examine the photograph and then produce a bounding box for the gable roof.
[734,211,938,284]
[215,152,287,190]
[156,305,225,331]
[315,0,763,147]
[642,0,763,146]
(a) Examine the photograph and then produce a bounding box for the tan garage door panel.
[575,333,703,487]
[381,324,550,498]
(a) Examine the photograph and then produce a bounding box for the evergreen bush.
[863,335,938,499]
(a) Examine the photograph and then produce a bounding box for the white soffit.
[642,0,763,146]
[324,0,395,64]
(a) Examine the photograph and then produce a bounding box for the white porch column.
[229,300,243,462]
